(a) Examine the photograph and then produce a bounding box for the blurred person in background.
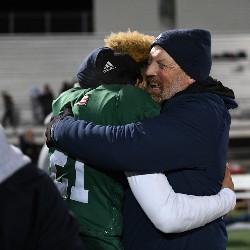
[19,127,40,164]
[37,112,52,173]
[1,91,20,129]
[59,80,74,94]
[0,123,84,250]
[39,83,55,120]
[30,87,44,125]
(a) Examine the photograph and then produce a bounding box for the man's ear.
[135,75,143,86]
[187,77,195,85]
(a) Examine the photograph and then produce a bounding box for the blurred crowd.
[1,80,75,166]
[1,80,75,127]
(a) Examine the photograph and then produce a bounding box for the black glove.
[45,105,74,148]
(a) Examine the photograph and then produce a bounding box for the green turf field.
[226,203,250,249]
[227,230,250,250]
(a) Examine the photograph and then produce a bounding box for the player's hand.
[45,104,74,148]
[221,163,234,191]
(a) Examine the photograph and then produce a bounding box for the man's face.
[145,45,192,103]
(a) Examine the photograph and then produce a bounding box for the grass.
[226,206,250,250]
[227,230,250,250]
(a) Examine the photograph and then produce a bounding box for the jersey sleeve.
[125,172,236,233]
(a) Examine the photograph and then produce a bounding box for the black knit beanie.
[77,47,141,87]
[151,28,212,81]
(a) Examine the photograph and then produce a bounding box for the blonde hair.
[104,29,155,64]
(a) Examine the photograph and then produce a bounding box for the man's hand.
[222,163,234,191]
[45,105,74,148]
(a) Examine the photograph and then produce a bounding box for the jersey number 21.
[50,150,89,203]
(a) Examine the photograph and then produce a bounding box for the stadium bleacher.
[0,34,250,167]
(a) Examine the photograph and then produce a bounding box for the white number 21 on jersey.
[50,150,89,203]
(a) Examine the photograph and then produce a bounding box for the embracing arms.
[125,165,235,233]
[46,108,236,233]
[47,98,219,172]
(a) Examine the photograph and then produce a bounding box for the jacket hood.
[0,124,31,184]
[176,76,238,110]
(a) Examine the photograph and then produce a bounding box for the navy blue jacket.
[51,79,238,249]
[0,163,83,250]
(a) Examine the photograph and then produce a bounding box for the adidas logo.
[103,61,116,73]
[155,33,162,42]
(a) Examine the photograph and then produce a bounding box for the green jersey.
[49,84,161,250]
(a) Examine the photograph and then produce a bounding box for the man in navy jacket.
[46,29,238,249]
